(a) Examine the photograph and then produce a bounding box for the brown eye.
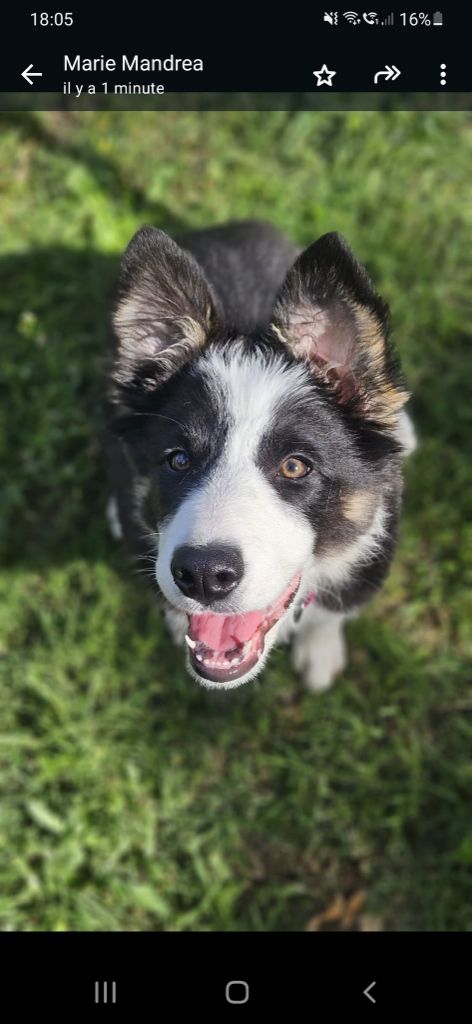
[278,456,312,480]
[167,450,190,472]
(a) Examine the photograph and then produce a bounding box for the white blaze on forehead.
[155,345,315,612]
[200,344,313,455]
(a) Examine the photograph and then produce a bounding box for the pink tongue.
[188,575,301,653]
[188,610,264,652]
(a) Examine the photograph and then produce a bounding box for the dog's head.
[109,227,412,688]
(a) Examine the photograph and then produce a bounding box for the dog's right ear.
[110,226,218,407]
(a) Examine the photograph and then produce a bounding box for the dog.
[105,220,416,692]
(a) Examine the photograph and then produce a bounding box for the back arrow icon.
[22,64,43,85]
[374,65,401,84]
[363,981,377,1004]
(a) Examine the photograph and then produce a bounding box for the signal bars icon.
[382,12,394,25]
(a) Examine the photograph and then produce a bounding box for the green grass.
[0,111,471,932]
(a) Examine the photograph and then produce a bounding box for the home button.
[225,980,250,1004]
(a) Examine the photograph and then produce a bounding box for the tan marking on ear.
[113,295,143,328]
[365,380,410,425]
[112,295,161,359]
[353,303,385,363]
[271,324,289,347]
[342,490,377,526]
[110,310,211,401]
[353,302,409,425]
[174,315,207,350]
[273,299,409,426]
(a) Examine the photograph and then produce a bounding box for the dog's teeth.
[191,634,261,674]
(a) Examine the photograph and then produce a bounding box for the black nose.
[171,544,244,605]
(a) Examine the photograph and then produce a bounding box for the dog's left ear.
[272,232,408,426]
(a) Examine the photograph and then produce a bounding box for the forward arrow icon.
[374,65,401,85]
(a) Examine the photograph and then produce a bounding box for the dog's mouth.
[184,574,301,684]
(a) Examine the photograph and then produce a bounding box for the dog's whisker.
[120,410,189,431]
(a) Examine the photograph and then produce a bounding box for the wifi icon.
[343,10,360,22]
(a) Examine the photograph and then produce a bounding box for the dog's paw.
[164,606,188,647]
[292,625,346,693]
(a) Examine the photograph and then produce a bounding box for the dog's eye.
[278,456,312,480]
[167,449,190,472]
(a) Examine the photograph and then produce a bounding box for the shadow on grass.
[0,243,177,569]
[0,112,189,234]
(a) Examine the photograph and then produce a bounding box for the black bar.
[0,932,468,1012]
[1,5,471,98]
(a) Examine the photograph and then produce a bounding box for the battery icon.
[433,11,443,25]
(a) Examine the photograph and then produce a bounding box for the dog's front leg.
[292,605,349,693]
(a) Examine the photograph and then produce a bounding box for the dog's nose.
[171,545,244,604]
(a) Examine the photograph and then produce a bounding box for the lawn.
[0,110,471,931]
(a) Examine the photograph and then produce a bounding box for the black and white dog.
[105,221,415,692]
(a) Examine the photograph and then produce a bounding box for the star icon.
[313,63,337,87]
